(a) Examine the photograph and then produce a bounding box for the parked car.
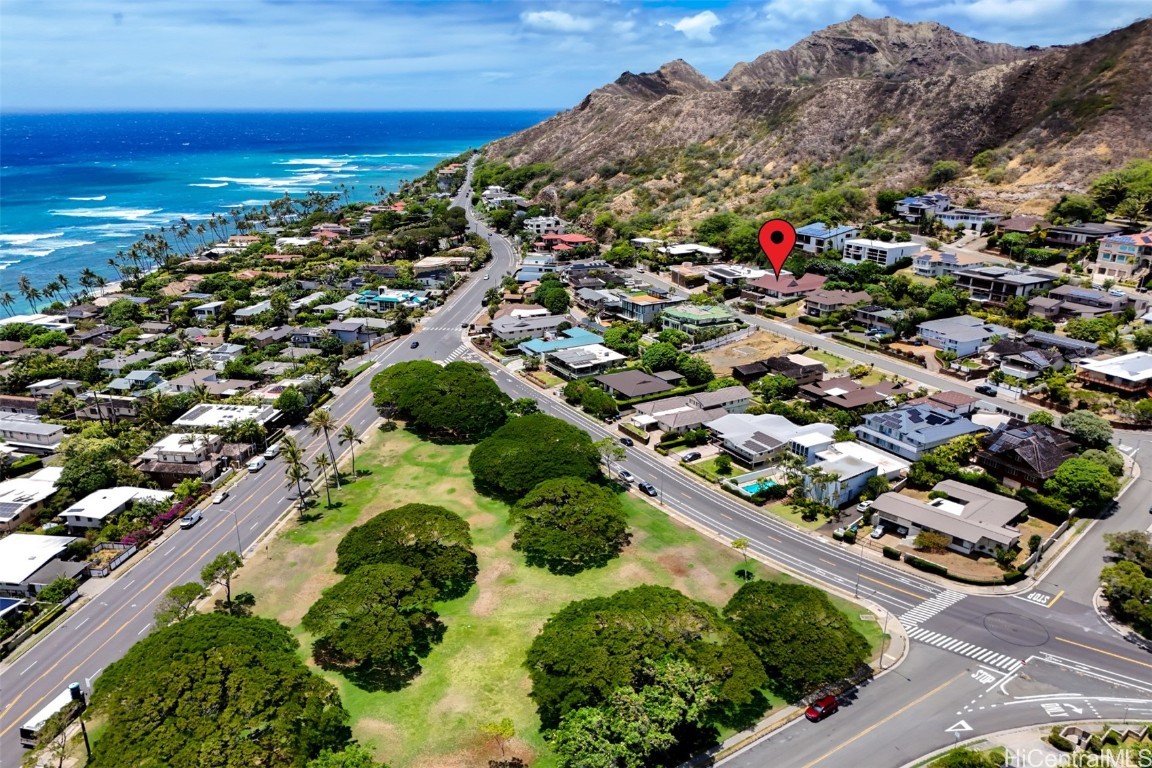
[856,500,873,513]
[638,481,658,497]
[619,470,636,484]
[805,695,840,722]
[1109,288,1126,297]
[484,273,491,280]
[410,340,420,349]
[975,384,998,397]
[212,491,228,504]
[247,456,266,472]
[179,511,203,529]
[619,437,634,447]
[263,444,281,459]
[681,451,702,463]
[871,525,885,540]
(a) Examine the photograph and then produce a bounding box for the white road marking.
[20,661,37,676]
[121,579,135,589]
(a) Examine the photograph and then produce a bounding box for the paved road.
[0,163,513,766]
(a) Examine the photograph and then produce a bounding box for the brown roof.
[748,273,827,294]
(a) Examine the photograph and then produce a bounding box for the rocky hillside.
[487,15,1152,223]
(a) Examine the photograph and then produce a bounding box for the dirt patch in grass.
[471,559,515,617]
[658,551,692,578]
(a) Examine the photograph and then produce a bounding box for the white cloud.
[761,0,885,26]
[670,10,721,42]
[521,10,595,33]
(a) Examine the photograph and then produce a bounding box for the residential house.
[841,239,921,268]
[732,354,826,386]
[935,208,1002,230]
[613,293,687,326]
[912,250,987,279]
[522,216,568,237]
[629,386,752,434]
[1048,222,1126,249]
[0,395,38,415]
[0,414,65,453]
[166,369,257,398]
[249,326,293,349]
[1094,231,1152,282]
[1022,330,1099,360]
[325,319,379,347]
[545,345,627,379]
[594,371,674,400]
[0,468,63,532]
[953,266,1057,307]
[793,223,859,254]
[976,420,1077,489]
[707,265,769,285]
[0,340,26,358]
[1028,284,1139,320]
[668,264,711,289]
[234,300,273,321]
[59,487,173,530]
[896,193,951,222]
[491,314,570,342]
[107,369,164,393]
[997,215,1050,236]
[743,272,828,301]
[1076,352,1152,395]
[854,405,985,461]
[65,304,100,322]
[802,455,877,508]
[173,403,279,431]
[207,342,245,368]
[191,300,226,321]
[290,292,326,313]
[917,315,1012,357]
[853,305,905,335]
[902,390,980,416]
[137,433,226,487]
[28,379,83,399]
[799,377,901,411]
[704,413,836,467]
[872,480,1024,555]
[76,392,139,422]
[804,289,871,319]
[70,326,115,345]
[575,288,617,310]
[139,321,173,334]
[814,441,910,481]
[519,327,603,358]
[0,534,86,597]
[999,347,1065,380]
[659,304,741,336]
[656,243,724,263]
[538,233,596,258]
[98,350,159,375]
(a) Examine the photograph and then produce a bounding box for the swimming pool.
[740,479,778,495]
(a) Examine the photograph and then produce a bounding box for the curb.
[899,719,1136,768]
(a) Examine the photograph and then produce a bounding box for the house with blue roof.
[518,327,602,357]
[794,222,860,254]
[896,193,951,222]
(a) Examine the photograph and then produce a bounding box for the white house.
[59,487,174,529]
[0,534,79,597]
[872,480,1023,555]
[793,223,860,254]
[802,455,877,508]
[916,315,1012,357]
[0,467,63,533]
[935,208,1002,230]
[896,193,951,222]
[173,403,279,430]
[841,239,921,268]
[855,405,985,462]
[705,413,836,467]
[0,414,65,453]
[523,216,568,237]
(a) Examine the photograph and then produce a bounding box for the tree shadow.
[734,567,756,583]
[311,617,447,692]
[299,511,325,524]
[711,690,772,732]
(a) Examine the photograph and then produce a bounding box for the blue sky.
[1,0,1147,111]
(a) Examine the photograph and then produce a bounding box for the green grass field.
[235,427,884,768]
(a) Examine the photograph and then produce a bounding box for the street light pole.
[230,507,243,557]
[854,538,865,598]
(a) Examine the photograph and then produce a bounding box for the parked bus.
[19,685,83,749]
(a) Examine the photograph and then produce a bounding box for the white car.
[263,444,281,459]
[484,273,491,280]
[247,457,266,472]
[1108,288,1126,297]
[179,511,203,529]
[212,491,228,504]
[618,470,636,484]
[871,525,885,540]
[856,500,874,513]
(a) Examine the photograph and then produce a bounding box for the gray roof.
[690,385,752,409]
[954,266,1056,286]
[861,405,984,445]
[917,315,1012,343]
[873,480,1024,547]
[1023,330,1099,357]
[491,314,567,334]
[594,370,673,399]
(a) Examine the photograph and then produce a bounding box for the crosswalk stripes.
[420,325,464,332]
[899,589,967,627]
[432,346,468,366]
[905,626,1024,671]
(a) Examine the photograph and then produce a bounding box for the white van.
[247,456,266,472]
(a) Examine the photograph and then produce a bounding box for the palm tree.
[338,424,363,477]
[280,435,304,467]
[16,275,37,308]
[307,408,341,488]
[285,462,311,512]
[190,383,213,404]
[0,293,14,317]
[314,452,333,507]
[56,274,76,304]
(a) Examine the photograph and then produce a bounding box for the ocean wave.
[0,260,24,269]
[0,249,52,258]
[278,157,352,167]
[189,182,229,188]
[0,238,95,258]
[68,195,108,201]
[357,152,455,158]
[207,174,329,188]
[0,232,66,246]
[241,199,271,205]
[49,206,161,220]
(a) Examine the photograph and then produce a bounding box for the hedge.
[1047,732,1074,753]
[5,455,44,478]
[615,383,708,409]
[903,554,949,576]
[882,546,901,560]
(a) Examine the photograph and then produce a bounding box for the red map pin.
[758,219,796,280]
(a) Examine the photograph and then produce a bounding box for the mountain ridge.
[487,15,1152,223]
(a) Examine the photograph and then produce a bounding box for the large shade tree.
[89,614,350,768]
[371,360,509,441]
[302,564,446,691]
[510,477,631,574]
[525,585,768,731]
[335,503,477,599]
[469,412,601,499]
[723,580,871,701]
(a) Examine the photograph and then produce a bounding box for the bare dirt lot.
[700,330,799,376]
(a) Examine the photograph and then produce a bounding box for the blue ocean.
[0,111,552,308]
